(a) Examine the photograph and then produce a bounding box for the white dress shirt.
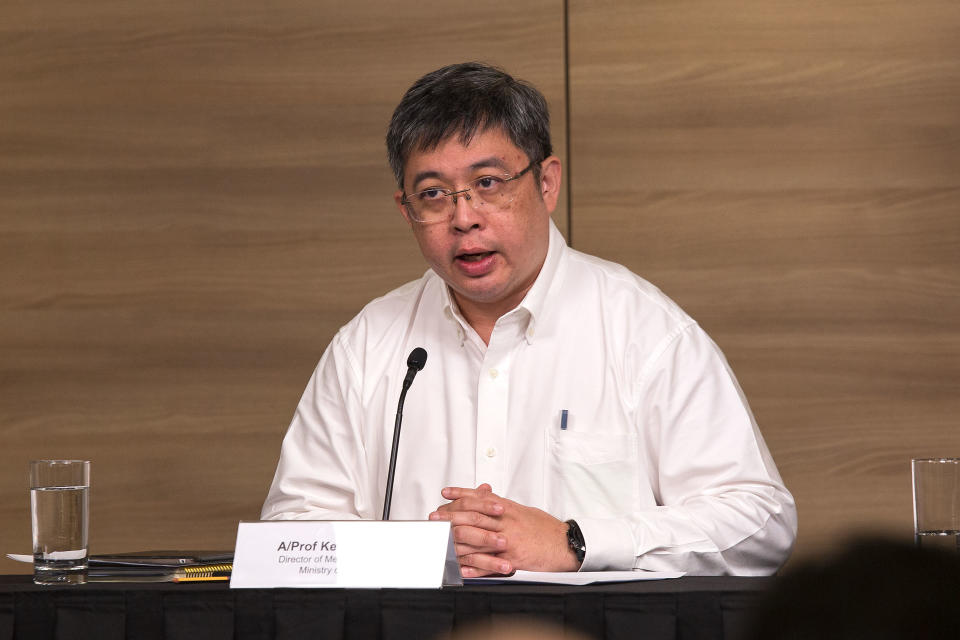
[261,221,797,575]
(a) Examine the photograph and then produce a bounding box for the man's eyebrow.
[468,156,510,173]
[410,157,511,190]
[410,170,443,190]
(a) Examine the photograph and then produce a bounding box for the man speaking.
[261,62,797,576]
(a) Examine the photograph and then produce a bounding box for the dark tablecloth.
[0,574,773,640]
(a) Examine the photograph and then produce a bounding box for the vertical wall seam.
[563,0,573,246]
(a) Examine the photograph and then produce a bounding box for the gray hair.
[386,62,553,190]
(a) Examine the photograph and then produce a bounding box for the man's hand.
[429,484,581,577]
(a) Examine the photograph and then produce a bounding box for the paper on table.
[7,553,230,583]
[466,570,684,585]
[8,551,233,567]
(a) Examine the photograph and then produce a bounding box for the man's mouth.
[457,251,494,263]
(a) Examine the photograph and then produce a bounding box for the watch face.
[566,520,586,562]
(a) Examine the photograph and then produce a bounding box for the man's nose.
[451,189,482,230]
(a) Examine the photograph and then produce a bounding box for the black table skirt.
[0,575,773,640]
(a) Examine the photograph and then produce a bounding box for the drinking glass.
[911,457,960,554]
[30,460,90,585]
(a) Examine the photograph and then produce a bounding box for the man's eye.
[474,176,504,191]
[418,188,447,200]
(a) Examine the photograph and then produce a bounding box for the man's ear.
[538,156,562,212]
[394,190,413,226]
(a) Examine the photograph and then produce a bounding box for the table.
[0,575,772,640]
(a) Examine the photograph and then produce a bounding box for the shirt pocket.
[548,430,639,519]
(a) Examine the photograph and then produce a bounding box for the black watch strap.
[565,519,586,565]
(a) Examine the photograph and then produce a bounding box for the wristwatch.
[565,519,586,565]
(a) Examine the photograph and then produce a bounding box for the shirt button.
[489,368,499,379]
[486,447,496,458]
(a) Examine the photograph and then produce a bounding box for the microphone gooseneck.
[403,347,428,390]
[382,347,428,520]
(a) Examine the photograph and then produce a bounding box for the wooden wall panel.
[6,0,955,576]
[568,1,960,564]
[0,1,566,574]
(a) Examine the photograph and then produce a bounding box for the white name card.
[230,520,462,589]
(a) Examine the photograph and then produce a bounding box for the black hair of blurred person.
[742,536,960,640]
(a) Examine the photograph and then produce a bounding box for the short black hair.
[386,62,553,189]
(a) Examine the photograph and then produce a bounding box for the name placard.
[230,520,462,589]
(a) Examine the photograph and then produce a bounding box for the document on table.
[465,570,684,585]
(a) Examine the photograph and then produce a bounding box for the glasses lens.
[407,188,451,223]
[470,175,512,209]
[406,165,528,223]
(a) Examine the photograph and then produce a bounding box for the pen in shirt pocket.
[560,409,569,430]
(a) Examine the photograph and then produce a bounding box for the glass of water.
[29,460,90,585]
[911,457,960,553]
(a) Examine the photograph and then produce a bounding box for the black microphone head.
[407,347,427,372]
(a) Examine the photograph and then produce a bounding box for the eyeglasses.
[401,161,537,224]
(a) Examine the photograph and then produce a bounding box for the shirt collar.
[515,219,567,343]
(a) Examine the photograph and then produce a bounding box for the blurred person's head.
[744,536,960,640]
[443,618,595,640]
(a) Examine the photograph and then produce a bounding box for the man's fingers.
[460,565,497,578]
[440,486,478,500]
[458,552,513,576]
[437,524,507,557]
[433,496,504,517]
[441,484,494,500]
[448,524,507,551]
[453,542,503,558]
[429,507,503,530]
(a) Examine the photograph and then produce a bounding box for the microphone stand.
[382,347,427,520]
[381,384,410,521]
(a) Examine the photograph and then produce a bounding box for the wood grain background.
[1,0,957,574]
[568,0,960,558]
[0,0,567,574]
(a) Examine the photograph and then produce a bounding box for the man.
[261,62,797,576]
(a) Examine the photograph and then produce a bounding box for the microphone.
[382,347,428,520]
[402,347,428,390]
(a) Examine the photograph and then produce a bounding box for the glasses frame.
[401,160,537,224]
